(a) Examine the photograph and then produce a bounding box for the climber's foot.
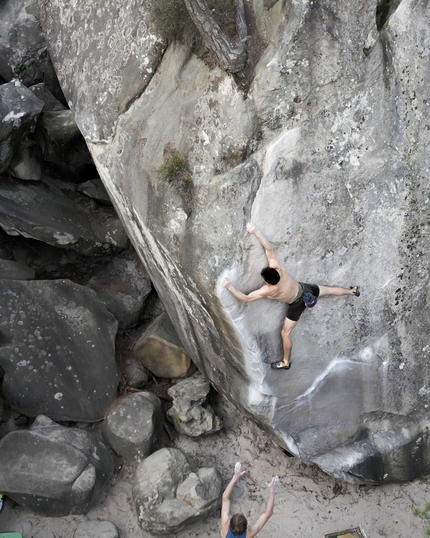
[350,286,360,297]
[271,360,292,370]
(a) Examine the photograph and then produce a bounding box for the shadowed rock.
[87,250,152,329]
[0,258,35,280]
[0,176,125,255]
[0,415,114,516]
[0,0,64,100]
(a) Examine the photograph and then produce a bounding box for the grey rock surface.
[29,82,67,111]
[0,80,44,173]
[133,447,222,534]
[133,312,196,378]
[77,179,112,204]
[0,279,119,422]
[102,391,163,462]
[0,176,123,255]
[87,250,152,329]
[167,372,222,437]
[74,520,119,538]
[123,358,150,388]
[39,0,430,482]
[0,415,114,516]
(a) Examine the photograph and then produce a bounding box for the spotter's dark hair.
[230,513,247,536]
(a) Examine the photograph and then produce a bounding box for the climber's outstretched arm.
[247,222,282,272]
[221,278,271,302]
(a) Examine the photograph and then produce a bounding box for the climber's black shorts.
[286,282,320,322]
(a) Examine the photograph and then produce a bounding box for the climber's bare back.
[263,269,299,304]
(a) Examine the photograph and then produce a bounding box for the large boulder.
[0,79,44,173]
[0,279,119,422]
[0,415,114,516]
[39,0,430,483]
[102,392,163,462]
[87,250,152,329]
[133,447,222,534]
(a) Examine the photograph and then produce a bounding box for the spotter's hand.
[267,476,280,493]
[234,462,246,479]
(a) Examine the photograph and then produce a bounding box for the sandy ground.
[1,396,429,538]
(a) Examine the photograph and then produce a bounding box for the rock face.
[102,392,163,462]
[0,279,119,422]
[0,415,114,516]
[39,0,430,483]
[133,447,222,534]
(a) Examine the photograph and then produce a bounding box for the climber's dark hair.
[261,266,280,285]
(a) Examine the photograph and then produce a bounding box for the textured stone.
[74,520,119,538]
[102,392,163,462]
[133,313,196,378]
[0,279,119,422]
[39,0,430,483]
[0,415,114,516]
[133,447,222,534]
[167,372,222,437]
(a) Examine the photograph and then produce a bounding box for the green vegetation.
[157,149,190,185]
[157,145,193,211]
[413,503,430,535]
[14,61,26,74]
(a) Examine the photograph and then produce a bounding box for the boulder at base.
[133,447,222,535]
[133,312,196,378]
[167,372,222,437]
[102,392,163,462]
[0,415,114,516]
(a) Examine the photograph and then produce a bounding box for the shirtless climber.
[221,222,360,370]
[221,462,279,538]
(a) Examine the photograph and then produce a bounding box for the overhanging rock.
[38,0,430,483]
